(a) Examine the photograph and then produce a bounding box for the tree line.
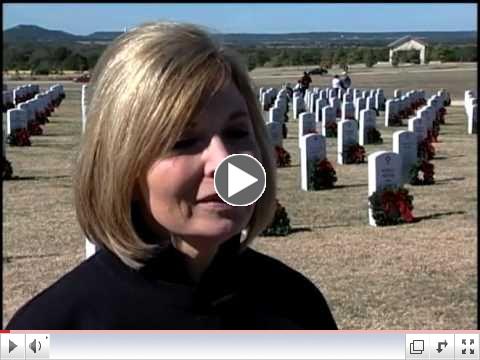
[3,41,477,74]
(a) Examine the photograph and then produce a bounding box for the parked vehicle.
[73,73,90,83]
[307,67,328,75]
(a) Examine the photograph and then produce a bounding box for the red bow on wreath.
[381,191,414,223]
[420,161,434,181]
[318,159,334,172]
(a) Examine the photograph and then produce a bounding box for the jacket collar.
[139,233,243,309]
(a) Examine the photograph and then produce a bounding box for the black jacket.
[7,237,337,329]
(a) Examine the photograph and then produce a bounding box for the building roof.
[388,35,427,48]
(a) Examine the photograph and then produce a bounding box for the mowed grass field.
[3,63,477,329]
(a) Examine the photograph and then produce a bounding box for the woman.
[7,22,337,330]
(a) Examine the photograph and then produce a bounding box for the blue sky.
[3,3,477,35]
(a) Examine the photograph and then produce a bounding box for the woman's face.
[140,81,260,252]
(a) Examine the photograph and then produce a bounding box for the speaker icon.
[29,338,41,354]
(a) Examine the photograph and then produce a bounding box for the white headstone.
[269,106,284,124]
[7,109,27,134]
[408,117,427,144]
[81,84,96,258]
[337,88,344,100]
[328,88,336,99]
[359,109,377,146]
[322,106,336,137]
[394,89,402,98]
[315,99,327,123]
[365,96,376,112]
[468,104,477,134]
[385,99,398,127]
[355,97,367,120]
[261,92,270,111]
[299,112,316,143]
[266,121,283,147]
[375,91,385,111]
[353,89,361,103]
[274,98,287,114]
[343,93,353,103]
[329,98,340,118]
[300,134,327,191]
[393,130,418,185]
[418,107,433,133]
[309,92,318,113]
[293,96,305,120]
[319,90,328,101]
[18,103,34,125]
[342,101,355,121]
[337,119,358,165]
[368,151,402,226]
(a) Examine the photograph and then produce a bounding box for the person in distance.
[7,22,337,330]
[331,74,342,97]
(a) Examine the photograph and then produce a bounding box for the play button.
[9,340,17,353]
[214,154,266,206]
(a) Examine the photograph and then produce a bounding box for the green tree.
[52,46,72,63]
[334,48,348,68]
[438,47,456,62]
[255,49,270,67]
[63,53,88,71]
[364,49,376,67]
[28,47,52,70]
[87,53,101,70]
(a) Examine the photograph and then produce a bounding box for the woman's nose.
[203,135,231,178]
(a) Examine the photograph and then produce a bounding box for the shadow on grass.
[3,253,62,263]
[293,224,350,231]
[289,226,312,234]
[335,183,368,189]
[38,133,70,137]
[414,210,466,222]
[6,175,71,181]
[434,177,465,184]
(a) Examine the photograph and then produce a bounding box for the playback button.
[1,334,25,359]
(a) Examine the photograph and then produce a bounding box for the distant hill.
[3,25,78,43]
[3,24,477,47]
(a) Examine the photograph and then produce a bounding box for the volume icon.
[29,339,41,354]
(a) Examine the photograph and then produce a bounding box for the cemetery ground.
[3,63,477,329]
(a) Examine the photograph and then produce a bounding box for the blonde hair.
[74,22,277,269]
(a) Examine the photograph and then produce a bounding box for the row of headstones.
[293,88,433,130]
[299,134,425,227]
[464,90,477,134]
[5,85,65,137]
[296,91,449,190]
[260,87,292,143]
[3,84,66,152]
[301,87,385,117]
[291,90,443,144]
[3,84,41,112]
[295,87,450,126]
[264,88,447,178]
[259,86,291,118]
